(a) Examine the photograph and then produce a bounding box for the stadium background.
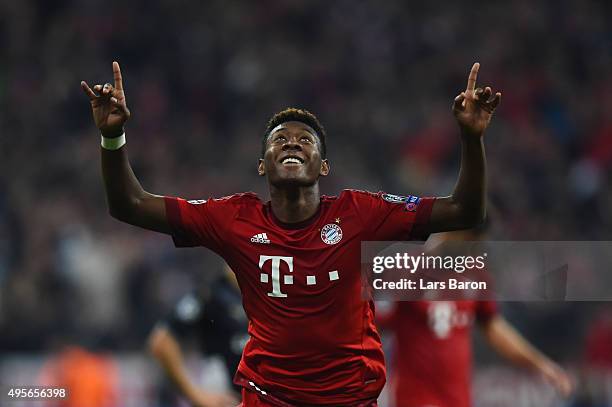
[0,0,611,406]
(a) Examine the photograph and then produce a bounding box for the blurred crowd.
[0,0,611,404]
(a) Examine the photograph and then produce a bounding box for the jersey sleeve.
[475,300,498,324]
[164,195,241,252]
[347,190,435,241]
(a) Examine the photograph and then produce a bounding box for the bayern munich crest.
[321,223,343,245]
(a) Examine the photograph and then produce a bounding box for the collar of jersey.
[266,199,324,230]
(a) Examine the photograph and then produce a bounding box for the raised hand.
[81,61,131,137]
[452,63,501,137]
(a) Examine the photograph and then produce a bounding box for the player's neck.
[269,184,321,224]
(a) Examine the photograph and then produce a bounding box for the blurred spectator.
[38,345,118,407]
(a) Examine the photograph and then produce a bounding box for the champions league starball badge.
[321,223,343,245]
[382,193,408,203]
[382,193,420,211]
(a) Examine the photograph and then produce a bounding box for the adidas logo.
[250,232,271,244]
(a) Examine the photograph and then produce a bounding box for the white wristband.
[101,132,126,150]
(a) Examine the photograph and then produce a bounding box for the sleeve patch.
[381,193,421,211]
[187,199,207,204]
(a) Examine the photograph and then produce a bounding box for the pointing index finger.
[113,61,123,91]
[466,62,480,94]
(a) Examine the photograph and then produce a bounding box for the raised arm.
[427,63,501,233]
[81,62,170,233]
[480,315,574,397]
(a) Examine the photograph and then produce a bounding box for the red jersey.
[377,300,497,407]
[165,190,434,406]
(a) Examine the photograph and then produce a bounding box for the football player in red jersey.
[81,61,500,406]
[377,225,573,407]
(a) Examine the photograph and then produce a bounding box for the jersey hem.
[234,366,381,406]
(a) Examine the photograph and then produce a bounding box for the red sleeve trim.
[164,197,197,247]
[415,197,435,224]
[164,196,182,229]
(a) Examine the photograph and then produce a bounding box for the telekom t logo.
[258,255,340,297]
[259,255,293,298]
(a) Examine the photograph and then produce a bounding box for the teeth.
[282,158,302,164]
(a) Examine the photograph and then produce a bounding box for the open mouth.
[281,156,304,165]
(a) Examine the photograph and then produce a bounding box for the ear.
[257,159,265,176]
[320,159,330,177]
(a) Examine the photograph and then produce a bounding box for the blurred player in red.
[377,224,573,407]
[81,61,500,406]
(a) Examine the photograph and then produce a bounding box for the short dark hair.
[262,108,327,158]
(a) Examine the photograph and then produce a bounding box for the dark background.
[0,1,610,406]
